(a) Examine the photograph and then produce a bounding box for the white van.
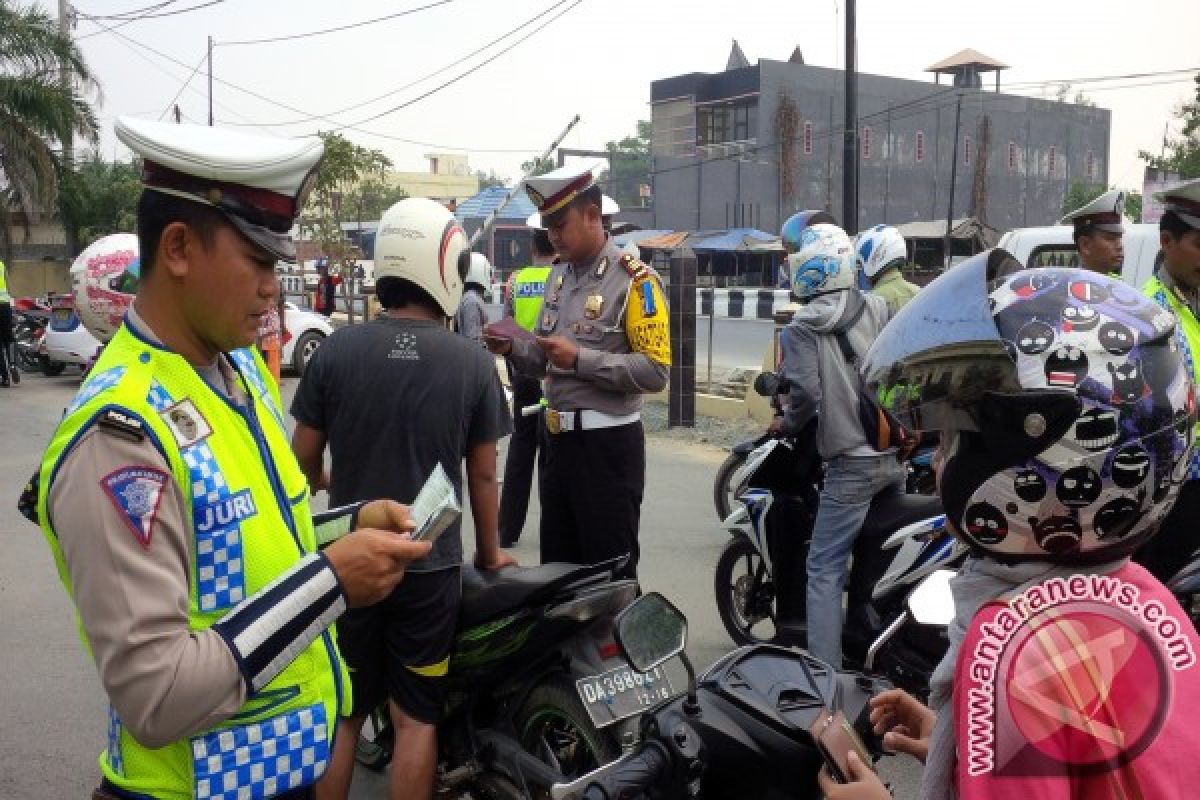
[997,223,1164,289]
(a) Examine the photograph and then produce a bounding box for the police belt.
[544,408,640,434]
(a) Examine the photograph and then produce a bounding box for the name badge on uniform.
[552,275,564,303]
[595,257,609,279]
[160,399,212,449]
[584,294,604,320]
[541,309,559,332]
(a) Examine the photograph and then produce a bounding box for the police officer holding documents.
[485,164,671,579]
[1060,188,1125,277]
[21,118,429,800]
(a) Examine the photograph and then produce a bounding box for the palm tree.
[0,0,98,264]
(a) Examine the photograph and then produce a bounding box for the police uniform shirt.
[508,235,670,415]
[46,306,247,745]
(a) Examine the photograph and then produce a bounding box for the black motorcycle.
[356,558,665,799]
[549,593,892,800]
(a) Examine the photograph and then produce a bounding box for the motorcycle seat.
[859,493,944,542]
[458,560,618,629]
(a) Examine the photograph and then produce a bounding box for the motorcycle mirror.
[906,569,956,627]
[613,592,689,673]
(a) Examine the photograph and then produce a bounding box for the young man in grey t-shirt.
[290,198,513,800]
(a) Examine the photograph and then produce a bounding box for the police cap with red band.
[115,117,324,262]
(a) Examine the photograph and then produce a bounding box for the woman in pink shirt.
[822,254,1200,800]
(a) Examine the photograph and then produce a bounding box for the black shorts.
[335,567,461,724]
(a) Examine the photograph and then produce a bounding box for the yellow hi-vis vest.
[0,259,10,304]
[511,266,551,332]
[36,323,349,800]
[1145,275,1200,479]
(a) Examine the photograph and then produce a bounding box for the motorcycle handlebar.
[578,741,671,800]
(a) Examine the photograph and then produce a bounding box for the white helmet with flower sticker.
[70,233,140,343]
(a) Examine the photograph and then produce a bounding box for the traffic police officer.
[21,118,429,800]
[1140,177,1200,582]
[497,215,555,546]
[486,165,670,579]
[1060,188,1125,277]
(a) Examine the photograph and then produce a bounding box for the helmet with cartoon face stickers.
[863,253,1194,564]
[787,223,855,300]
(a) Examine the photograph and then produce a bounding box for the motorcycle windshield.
[863,249,1026,433]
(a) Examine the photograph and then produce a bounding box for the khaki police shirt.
[508,236,670,416]
[47,309,245,747]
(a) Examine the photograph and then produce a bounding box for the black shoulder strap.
[832,292,868,366]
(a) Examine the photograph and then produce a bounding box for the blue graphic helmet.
[788,223,855,300]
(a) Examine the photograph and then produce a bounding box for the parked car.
[43,298,332,378]
[997,222,1163,288]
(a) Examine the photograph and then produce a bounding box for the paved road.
[486,303,778,377]
[0,369,921,798]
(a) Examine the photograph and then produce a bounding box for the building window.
[803,121,813,155]
[964,135,972,166]
[1086,150,1095,180]
[696,100,758,146]
[862,126,872,160]
[1008,141,1017,172]
[915,130,925,163]
[1048,145,1057,177]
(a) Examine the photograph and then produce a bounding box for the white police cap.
[115,117,324,262]
[523,163,596,219]
[1155,178,1200,231]
[1059,188,1125,235]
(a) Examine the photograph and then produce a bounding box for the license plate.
[52,309,72,324]
[576,664,673,728]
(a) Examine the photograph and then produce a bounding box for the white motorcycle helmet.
[71,233,140,343]
[465,252,493,290]
[601,194,620,216]
[787,223,855,300]
[374,197,470,317]
[856,224,908,280]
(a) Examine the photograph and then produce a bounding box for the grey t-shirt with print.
[290,316,512,571]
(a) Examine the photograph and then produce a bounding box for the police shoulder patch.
[96,408,146,442]
[619,254,649,280]
[100,466,169,549]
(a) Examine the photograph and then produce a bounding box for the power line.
[80,0,223,21]
[158,50,207,120]
[214,0,451,46]
[80,0,177,20]
[221,0,575,127]
[329,0,582,131]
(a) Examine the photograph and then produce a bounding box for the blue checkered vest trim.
[36,324,347,800]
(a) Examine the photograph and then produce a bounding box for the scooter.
[549,592,892,800]
[713,426,965,695]
[355,557,656,799]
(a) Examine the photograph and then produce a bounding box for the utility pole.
[841,0,858,233]
[944,93,963,268]
[207,36,214,126]
[58,0,78,257]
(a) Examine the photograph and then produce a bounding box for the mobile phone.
[813,711,874,784]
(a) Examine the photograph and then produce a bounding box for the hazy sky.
[57,0,1197,208]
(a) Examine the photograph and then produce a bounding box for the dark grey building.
[649,49,1111,235]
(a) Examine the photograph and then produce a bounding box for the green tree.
[352,178,408,222]
[474,169,506,189]
[520,154,554,177]
[604,119,651,209]
[1139,73,1200,180]
[0,0,99,263]
[1061,180,1107,218]
[298,132,393,322]
[1054,82,1096,108]
[57,152,140,248]
[1126,191,1143,224]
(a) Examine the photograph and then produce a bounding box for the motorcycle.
[712,372,935,521]
[1166,554,1200,630]
[355,557,659,799]
[713,424,965,695]
[13,299,50,375]
[549,592,893,800]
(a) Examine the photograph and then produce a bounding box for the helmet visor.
[863,249,1029,433]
